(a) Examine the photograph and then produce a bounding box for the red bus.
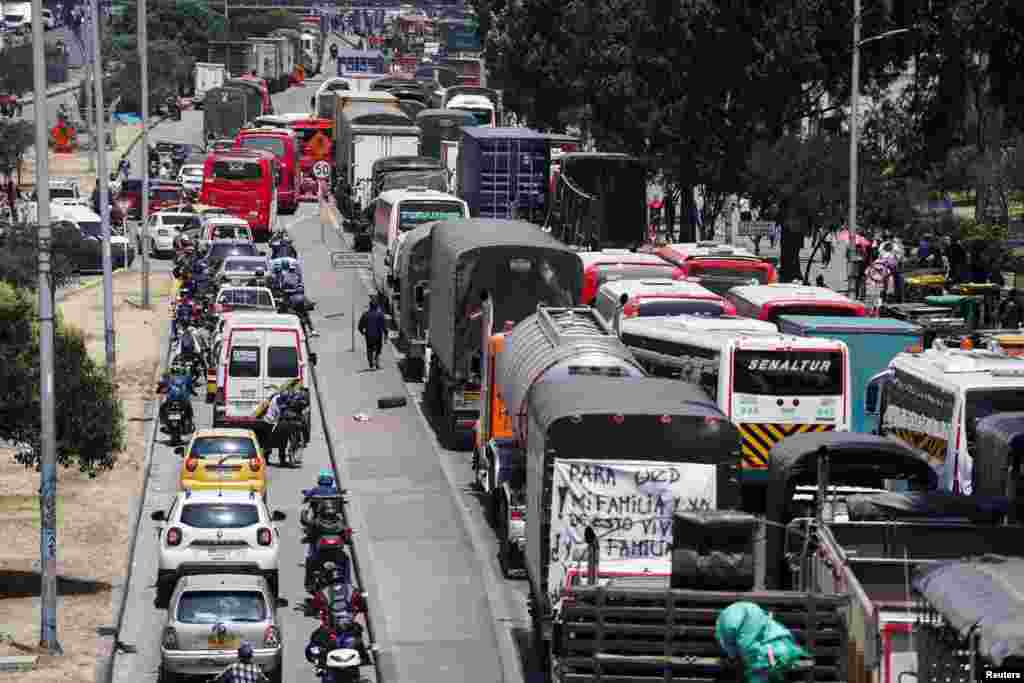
[234,127,301,214]
[254,114,334,199]
[577,249,684,305]
[726,283,867,323]
[655,242,779,296]
[199,150,278,239]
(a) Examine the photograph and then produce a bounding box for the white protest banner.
[547,459,716,599]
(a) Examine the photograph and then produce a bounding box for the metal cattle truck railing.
[767,431,1022,683]
[479,305,646,576]
[425,218,583,450]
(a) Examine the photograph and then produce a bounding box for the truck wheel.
[497,503,514,578]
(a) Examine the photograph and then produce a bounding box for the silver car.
[216,256,271,285]
[160,573,285,682]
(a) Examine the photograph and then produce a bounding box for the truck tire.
[378,396,406,409]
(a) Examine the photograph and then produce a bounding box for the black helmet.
[238,641,254,661]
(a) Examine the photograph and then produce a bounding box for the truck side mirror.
[174,446,185,456]
[864,368,893,417]
[613,293,629,336]
[308,353,318,366]
[310,96,315,109]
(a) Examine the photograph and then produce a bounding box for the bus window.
[733,350,843,396]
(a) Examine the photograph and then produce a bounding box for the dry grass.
[0,270,172,681]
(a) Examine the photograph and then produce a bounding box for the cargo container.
[456,127,548,221]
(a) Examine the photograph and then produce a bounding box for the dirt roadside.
[0,269,172,681]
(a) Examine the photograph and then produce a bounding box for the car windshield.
[213,225,248,239]
[223,258,266,272]
[160,215,191,226]
[181,503,260,528]
[176,591,267,624]
[78,221,102,238]
[238,137,287,158]
[188,436,258,458]
[210,243,258,259]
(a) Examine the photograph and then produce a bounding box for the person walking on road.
[358,298,387,370]
[820,235,833,268]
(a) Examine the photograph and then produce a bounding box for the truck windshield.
[966,389,1023,443]
[733,350,843,396]
[452,107,491,125]
[398,201,464,231]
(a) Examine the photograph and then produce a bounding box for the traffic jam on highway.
[52,5,1024,683]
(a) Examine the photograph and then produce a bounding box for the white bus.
[370,187,468,311]
[868,342,1024,493]
[619,314,852,477]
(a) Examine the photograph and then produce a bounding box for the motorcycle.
[305,604,367,683]
[162,395,192,445]
[301,493,351,591]
[273,407,306,467]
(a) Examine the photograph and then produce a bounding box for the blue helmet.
[318,469,334,487]
[238,641,254,661]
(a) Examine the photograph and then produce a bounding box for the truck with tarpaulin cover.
[207,41,253,78]
[477,306,647,577]
[457,127,549,221]
[519,376,852,682]
[766,429,1024,683]
[369,156,447,199]
[913,556,1024,681]
[425,219,582,450]
[416,108,477,186]
[393,222,436,382]
[269,28,301,84]
[223,77,266,120]
[202,86,249,141]
[544,152,647,250]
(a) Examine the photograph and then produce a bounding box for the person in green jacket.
[715,601,809,683]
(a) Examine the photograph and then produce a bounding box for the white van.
[868,342,1024,494]
[212,313,316,429]
[370,187,468,311]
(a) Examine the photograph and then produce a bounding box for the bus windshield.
[212,160,264,181]
[689,262,771,283]
[733,350,843,396]
[766,305,860,323]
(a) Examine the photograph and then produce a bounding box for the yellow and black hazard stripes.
[889,428,948,464]
[739,423,837,468]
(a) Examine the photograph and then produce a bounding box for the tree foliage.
[0,119,33,208]
[0,43,68,99]
[0,223,91,291]
[227,9,301,41]
[109,39,196,112]
[106,0,226,64]
[0,282,125,476]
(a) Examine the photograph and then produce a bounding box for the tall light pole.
[91,0,116,373]
[847,0,911,297]
[139,0,150,306]
[30,0,61,655]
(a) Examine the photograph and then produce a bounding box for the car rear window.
[213,225,247,240]
[638,300,725,317]
[161,215,191,226]
[267,346,299,378]
[210,243,259,260]
[181,503,260,528]
[224,258,266,272]
[212,160,264,181]
[220,289,273,307]
[176,591,267,624]
[189,436,259,458]
[228,346,260,378]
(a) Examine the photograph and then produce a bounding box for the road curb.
[318,195,527,683]
[94,304,172,683]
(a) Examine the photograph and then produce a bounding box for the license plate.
[217,469,234,480]
[206,551,228,561]
[168,414,181,422]
[208,634,239,649]
[240,389,257,399]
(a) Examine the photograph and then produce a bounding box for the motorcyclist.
[172,294,196,341]
[261,381,311,463]
[157,359,197,428]
[269,231,298,260]
[211,642,268,683]
[303,469,338,501]
[273,259,303,293]
[273,261,319,337]
[175,324,205,377]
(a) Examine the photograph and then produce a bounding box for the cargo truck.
[269,28,301,85]
[425,218,582,449]
[518,376,852,683]
[456,127,549,221]
[202,86,248,140]
[193,63,226,110]
[249,38,284,94]
[207,41,253,78]
[477,305,647,577]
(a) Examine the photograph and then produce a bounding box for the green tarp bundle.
[715,602,809,683]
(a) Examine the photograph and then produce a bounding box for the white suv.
[151,489,286,606]
[141,211,194,257]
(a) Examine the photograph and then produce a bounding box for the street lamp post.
[847,0,912,298]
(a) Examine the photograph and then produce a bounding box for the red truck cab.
[199,149,278,239]
[234,127,301,214]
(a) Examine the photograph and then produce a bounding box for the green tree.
[109,39,196,112]
[107,0,226,64]
[0,282,125,476]
[227,9,301,41]
[0,119,33,209]
[0,222,91,292]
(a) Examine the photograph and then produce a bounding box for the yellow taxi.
[176,428,266,497]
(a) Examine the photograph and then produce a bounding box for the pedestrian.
[357,298,387,370]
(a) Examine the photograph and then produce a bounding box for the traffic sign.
[738,221,775,237]
[331,251,371,270]
[313,161,331,179]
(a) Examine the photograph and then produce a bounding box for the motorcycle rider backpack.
[280,269,302,292]
[179,331,196,356]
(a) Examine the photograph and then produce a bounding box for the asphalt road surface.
[110,81,533,683]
